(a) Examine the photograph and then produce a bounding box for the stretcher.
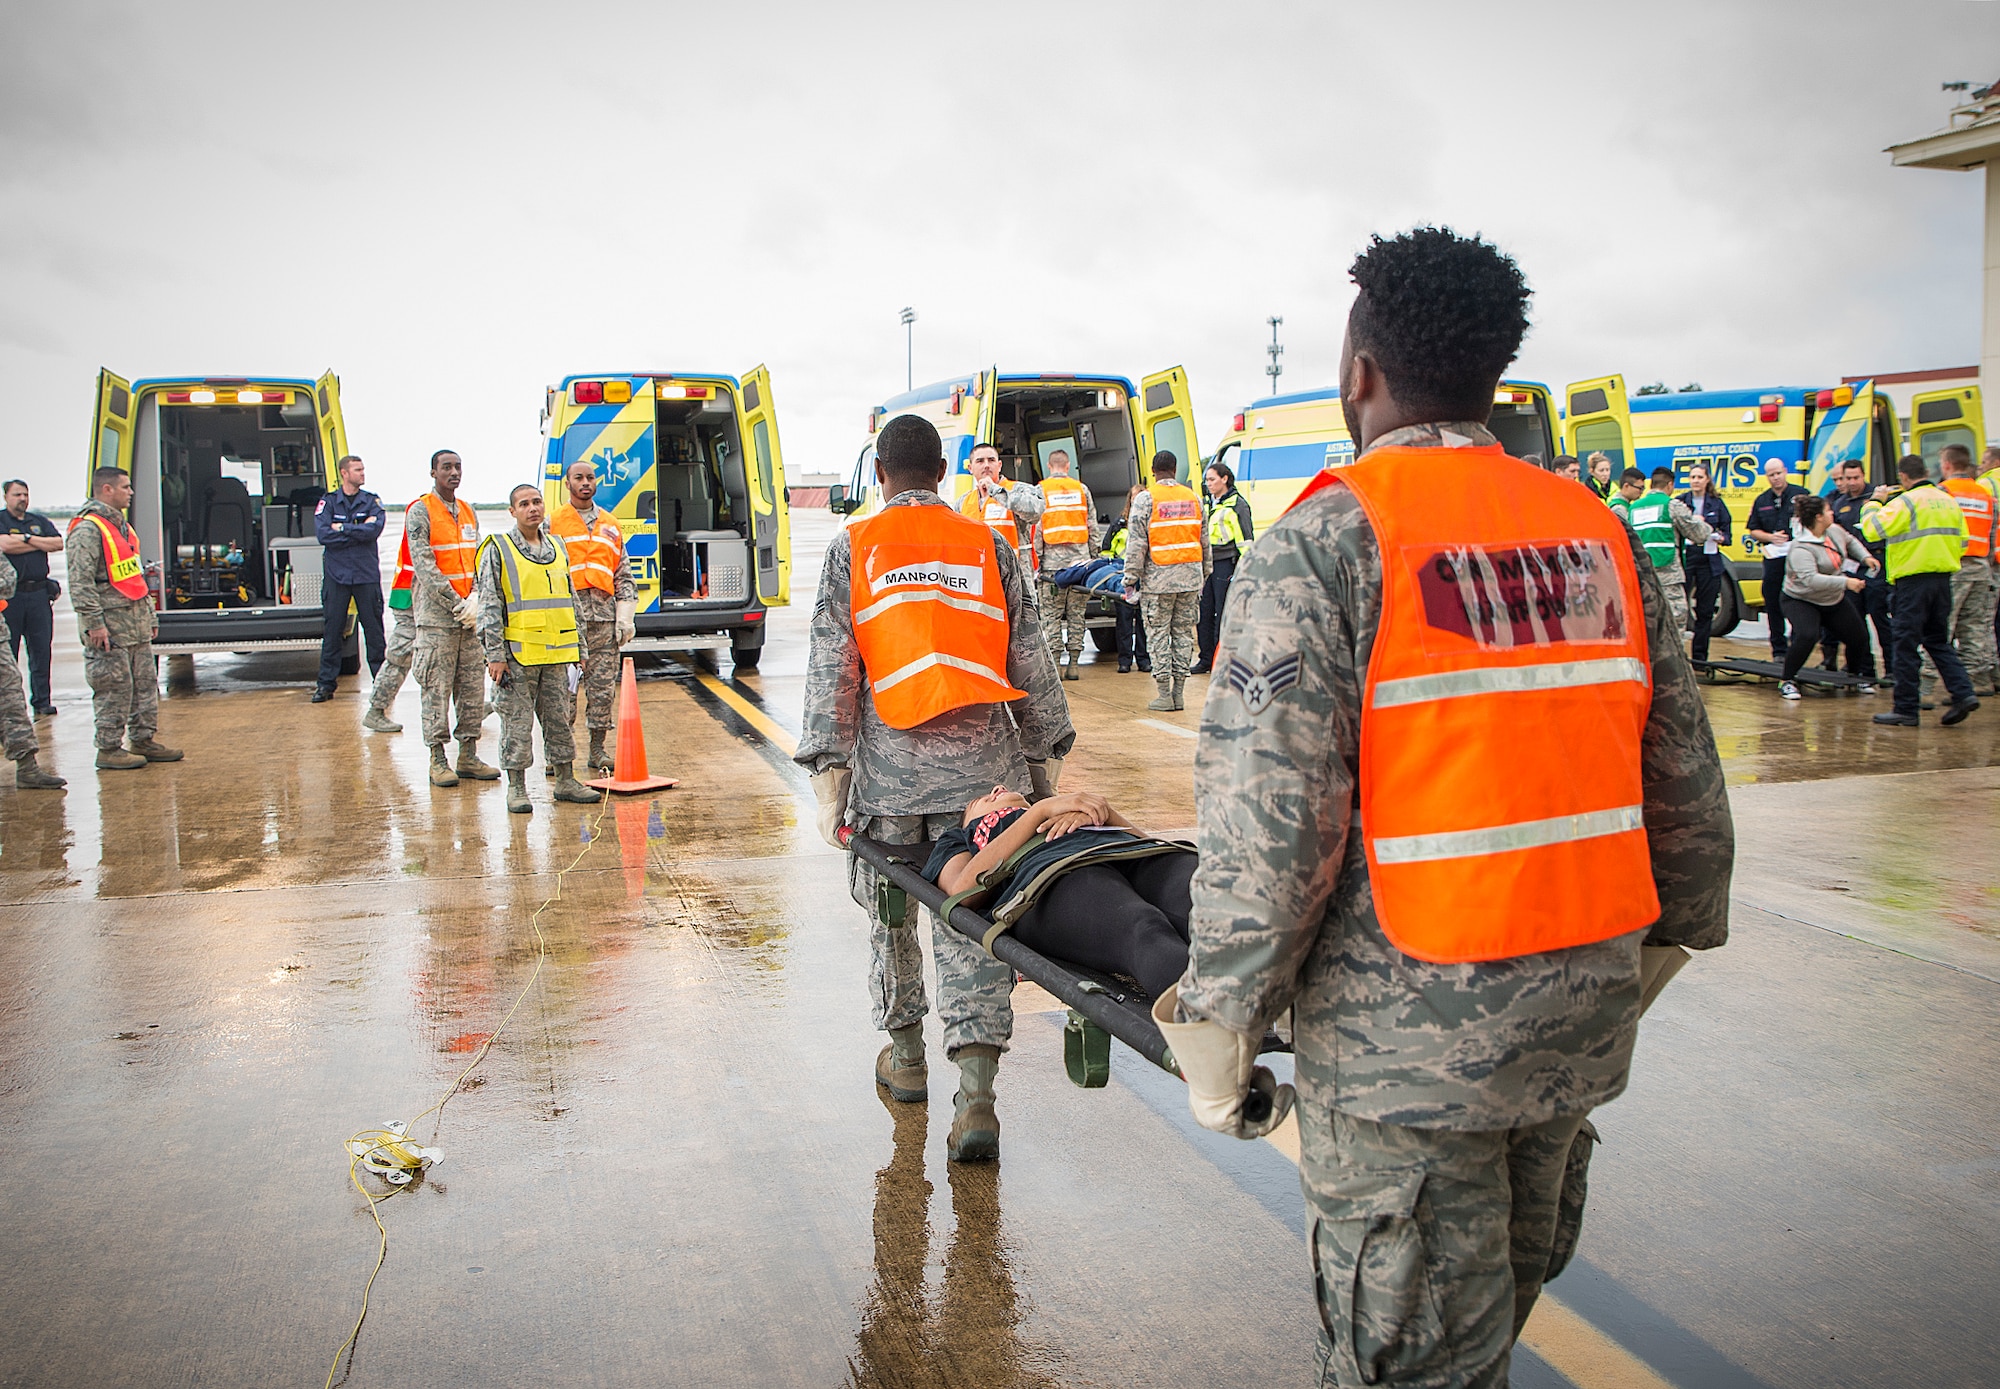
[846,834,1288,1116]
[1699,657,1872,689]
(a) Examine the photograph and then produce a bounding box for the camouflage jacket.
[404,494,481,629]
[1122,487,1211,593]
[1654,496,1714,581]
[1182,421,1734,1131]
[476,526,574,665]
[0,552,13,604]
[1034,481,1101,573]
[65,499,155,646]
[796,490,1075,817]
[563,504,636,623]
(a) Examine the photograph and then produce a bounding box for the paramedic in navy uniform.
[312,454,389,703]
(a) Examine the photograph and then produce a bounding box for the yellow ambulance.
[1563,374,1985,633]
[84,369,362,663]
[539,368,790,671]
[1205,380,1561,532]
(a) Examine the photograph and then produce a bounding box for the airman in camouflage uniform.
[66,474,180,770]
[475,486,601,815]
[407,451,498,786]
[1646,475,1714,636]
[363,606,414,732]
[1176,230,1733,1388]
[964,441,1044,575]
[0,556,63,788]
[799,416,1073,1163]
[1123,452,1210,709]
[554,459,638,773]
[1033,450,1100,679]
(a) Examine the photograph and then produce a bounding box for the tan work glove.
[453,592,480,630]
[1152,984,1294,1140]
[1026,758,1062,801]
[614,599,637,647]
[810,766,852,849]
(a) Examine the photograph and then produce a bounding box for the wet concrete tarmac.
[1,509,1995,1387]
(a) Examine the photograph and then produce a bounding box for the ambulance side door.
[1910,386,1984,479]
[314,370,348,487]
[89,368,135,484]
[1138,367,1201,486]
[739,364,789,605]
[1565,376,1633,480]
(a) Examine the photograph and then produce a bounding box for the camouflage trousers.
[414,625,485,749]
[368,608,415,715]
[1300,1104,1587,1388]
[1037,583,1089,660]
[848,813,1014,1058]
[0,639,37,761]
[1658,561,1690,636]
[572,619,622,731]
[1140,590,1200,682]
[1922,564,1997,693]
[82,641,158,751]
[496,657,576,771]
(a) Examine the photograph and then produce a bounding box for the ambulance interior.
[651,392,748,603]
[134,395,328,609]
[1488,395,1555,467]
[989,385,1141,523]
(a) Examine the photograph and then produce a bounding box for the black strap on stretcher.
[846,833,1288,1094]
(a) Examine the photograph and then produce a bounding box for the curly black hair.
[1347,227,1531,420]
[877,414,944,490]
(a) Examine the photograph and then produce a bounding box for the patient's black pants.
[1010,852,1196,999]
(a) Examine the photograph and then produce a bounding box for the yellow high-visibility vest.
[485,532,580,665]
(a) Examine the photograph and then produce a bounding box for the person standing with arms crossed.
[0,552,63,788]
[66,467,181,770]
[0,480,62,715]
[549,458,637,772]
[407,449,499,787]
[311,455,387,704]
[1122,452,1209,711]
[960,441,1043,576]
[1159,228,1733,1387]
[1032,448,1098,681]
[799,415,1072,1164]
[1190,461,1253,675]
[475,485,602,815]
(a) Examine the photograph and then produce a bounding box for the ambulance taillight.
[1814,387,1854,410]
[1232,414,1245,432]
[1760,395,1783,423]
[573,381,605,405]
[602,381,633,404]
[657,384,711,400]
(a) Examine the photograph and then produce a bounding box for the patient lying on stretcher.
[922,787,1196,999]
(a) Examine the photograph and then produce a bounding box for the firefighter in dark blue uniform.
[312,455,388,702]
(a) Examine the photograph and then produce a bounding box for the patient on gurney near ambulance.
[923,787,1196,999]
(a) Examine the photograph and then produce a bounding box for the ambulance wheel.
[731,630,764,672]
[1090,627,1118,654]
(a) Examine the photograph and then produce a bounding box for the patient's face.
[964,786,1029,825]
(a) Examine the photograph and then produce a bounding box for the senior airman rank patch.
[1224,653,1302,714]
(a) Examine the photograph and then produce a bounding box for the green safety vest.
[1206,495,1250,549]
[1627,492,1677,568]
[1861,483,1967,581]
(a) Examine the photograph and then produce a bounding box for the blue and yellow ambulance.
[84,368,360,662]
[540,368,790,670]
[1205,380,1561,532]
[1563,373,1986,633]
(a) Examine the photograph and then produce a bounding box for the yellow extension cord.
[324,793,616,1389]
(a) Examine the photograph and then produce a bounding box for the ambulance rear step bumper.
[622,634,732,654]
[152,639,325,655]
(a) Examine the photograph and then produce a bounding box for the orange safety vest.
[1289,445,1658,964]
[69,510,150,600]
[416,494,479,599]
[1942,477,1994,560]
[961,486,1021,549]
[849,504,1028,730]
[1145,481,1204,564]
[1038,476,1091,547]
[549,503,626,595]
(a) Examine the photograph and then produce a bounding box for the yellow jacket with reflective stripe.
[1860,481,1967,580]
[485,532,580,664]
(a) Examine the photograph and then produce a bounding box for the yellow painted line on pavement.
[695,673,797,758]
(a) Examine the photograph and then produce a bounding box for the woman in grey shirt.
[1779,493,1877,698]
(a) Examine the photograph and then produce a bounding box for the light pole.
[1265,316,1284,396]
[900,307,917,391]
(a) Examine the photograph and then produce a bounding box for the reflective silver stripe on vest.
[871,651,1012,695]
[854,587,1008,626]
[1372,657,1649,709]
[1373,804,1645,865]
[1882,526,1965,544]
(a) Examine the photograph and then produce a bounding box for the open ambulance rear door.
[1138,367,1200,485]
[739,364,789,605]
[314,370,347,483]
[89,369,136,482]
[1564,376,1633,477]
[1909,385,1985,478]
[1806,381,1898,490]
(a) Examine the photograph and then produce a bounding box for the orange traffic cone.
[586,658,678,793]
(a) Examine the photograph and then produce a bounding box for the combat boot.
[551,764,602,803]
[14,755,66,789]
[96,747,147,770]
[456,743,501,780]
[1171,677,1186,711]
[946,1044,1001,1163]
[587,729,612,773]
[1146,677,1176,711]
[428,746,460,786]
[362,708,402,733]
[506,769,531,814]
[874,1023,928,1103]
[128,739,183,762]
[1061,653,1079,681]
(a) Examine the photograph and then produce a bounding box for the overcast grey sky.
[2,0,1995,503]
